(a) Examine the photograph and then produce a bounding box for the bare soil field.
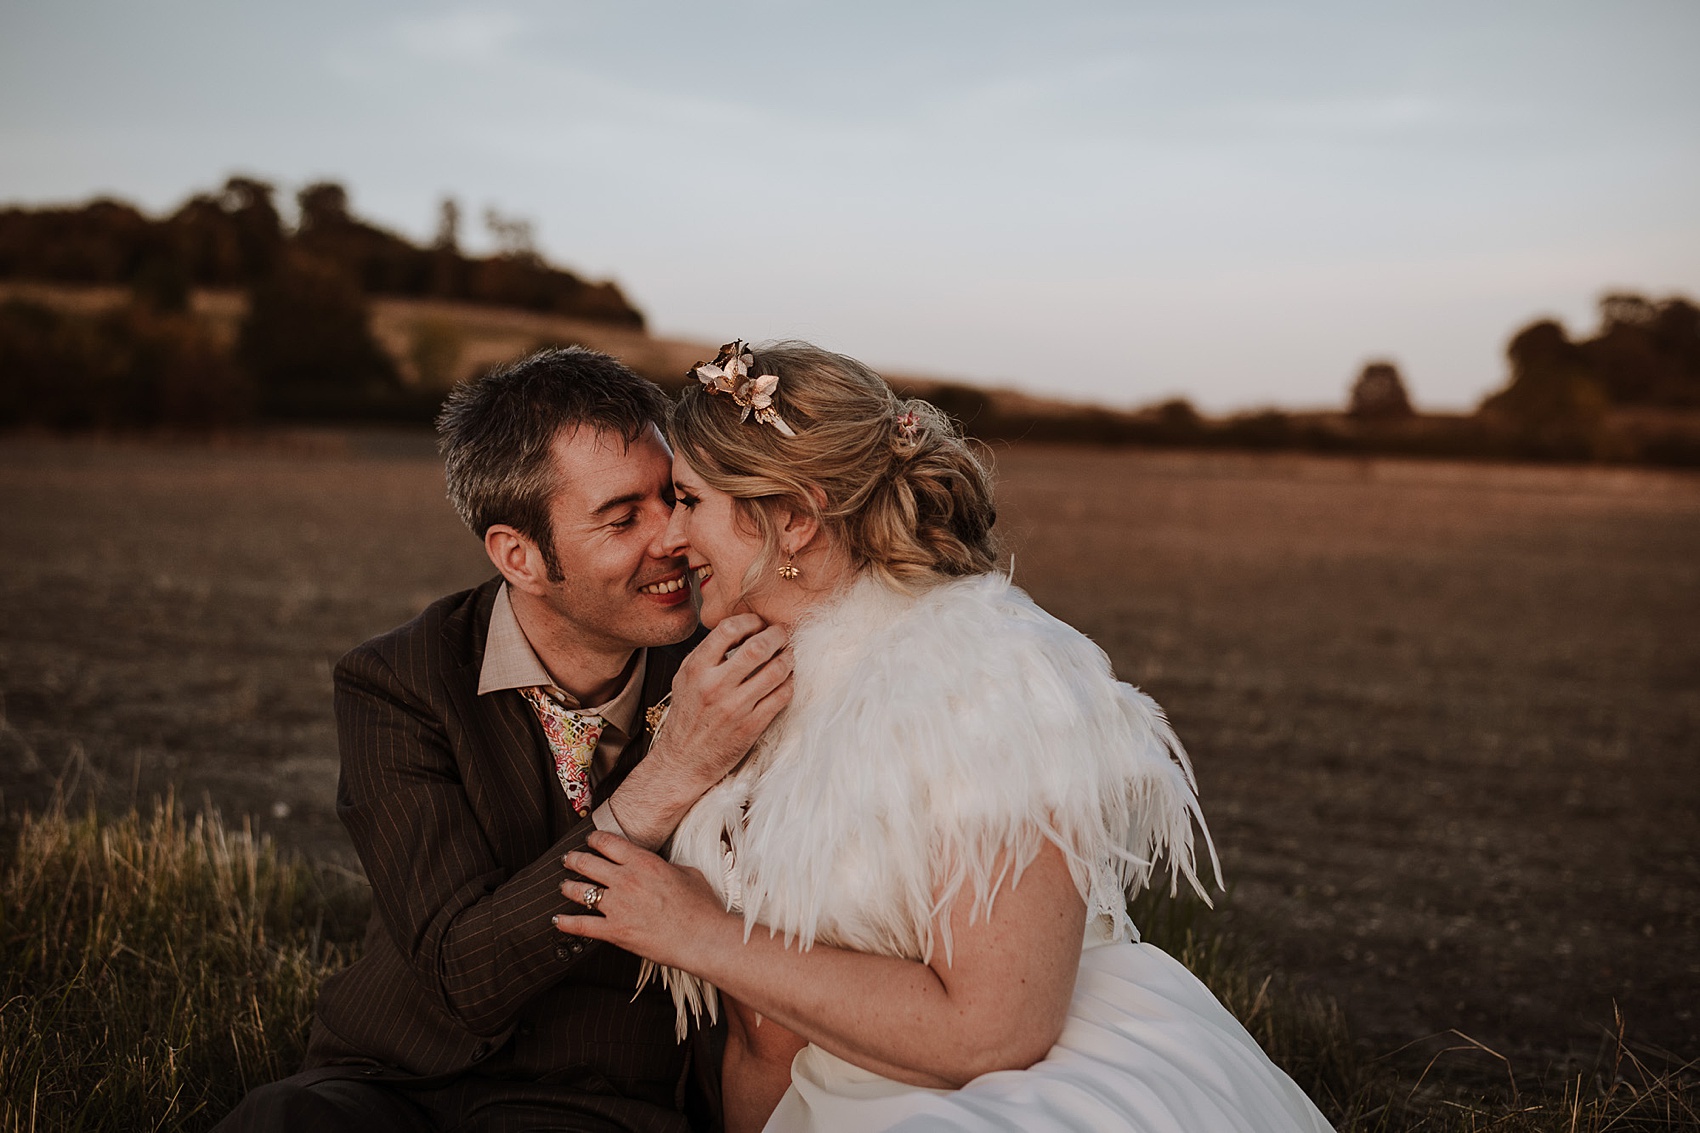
[1,434,1695,1086]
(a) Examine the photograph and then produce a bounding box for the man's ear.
[484,524,553,596]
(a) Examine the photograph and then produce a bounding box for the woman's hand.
[554,830,734,968]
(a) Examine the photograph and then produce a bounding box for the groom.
[216,348,792,1132]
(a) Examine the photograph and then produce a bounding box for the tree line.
[903,292,1700,465]
[0,175,1696,465]
[0,177,642,325]
[0,177,644,427]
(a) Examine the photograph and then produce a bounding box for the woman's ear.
[777,500,822,556]
[485,524,553,595]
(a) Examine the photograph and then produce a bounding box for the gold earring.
[777,554,800,580]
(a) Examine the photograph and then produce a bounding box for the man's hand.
[608,614,792,849]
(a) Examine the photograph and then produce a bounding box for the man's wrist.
[591,799,627,838]
[607,760,713,851]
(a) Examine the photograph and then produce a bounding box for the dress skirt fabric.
[766,941,1334,1133]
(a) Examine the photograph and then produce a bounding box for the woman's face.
[662,453,770,628]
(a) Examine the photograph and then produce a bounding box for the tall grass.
[0,797,367,1132]
[1128,887,1698,1132]
[1132,884,1374,1123]
[1,803,1692,1131]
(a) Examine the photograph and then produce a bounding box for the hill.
[0,178,642,328]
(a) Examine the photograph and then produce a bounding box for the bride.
[554,341,1333,1133]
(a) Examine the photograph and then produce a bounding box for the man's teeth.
[640,576,687,595]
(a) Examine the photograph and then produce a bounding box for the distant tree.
[296,182,353,235]
[434,198,461,252]
[1155,397,1202,430]
[1480,319,1609,433]
[238,249,399,416]
[431,198,463,297]
[220,177,285,279]
[0,198,154,283]
[1585,292,1700,408]
[1348,360,1414,419]
[166,195,244,284]
[484,207,540,263]
[163,176,283,285]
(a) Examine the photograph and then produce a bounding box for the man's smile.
[638,571,688,596]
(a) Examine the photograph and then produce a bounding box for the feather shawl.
[645,572,1219,1037]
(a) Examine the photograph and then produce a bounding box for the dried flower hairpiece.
[689,340,797,437]
[895,410,921,445]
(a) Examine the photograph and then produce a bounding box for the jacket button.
[554,944,573,961]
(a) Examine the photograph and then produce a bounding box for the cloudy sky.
[3,0,1697,411]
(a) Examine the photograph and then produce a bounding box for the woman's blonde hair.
[669,341,998,593]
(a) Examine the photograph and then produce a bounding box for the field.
[1,433,1696,1093]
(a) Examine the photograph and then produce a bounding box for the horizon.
[3,1,1697,414]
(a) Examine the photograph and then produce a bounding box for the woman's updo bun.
[669,341,998,588]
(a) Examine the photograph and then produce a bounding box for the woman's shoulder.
[797,571,1123,726]
[810,571,1105,665]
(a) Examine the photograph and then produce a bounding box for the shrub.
[409,317,467,390]
[0,300,252,429]
[238,250,402,418]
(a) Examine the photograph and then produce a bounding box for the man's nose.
[653,503,687,559]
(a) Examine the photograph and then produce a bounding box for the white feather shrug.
[646,572,1217,1036]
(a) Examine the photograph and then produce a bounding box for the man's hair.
[437,347,670,579]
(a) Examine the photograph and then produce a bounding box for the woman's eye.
[676,495,700,510]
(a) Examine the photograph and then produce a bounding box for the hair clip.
[895,410,921,445]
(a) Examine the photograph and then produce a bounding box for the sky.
[2,0,1697,413]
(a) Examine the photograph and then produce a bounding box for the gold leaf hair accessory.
[689,340,797,437]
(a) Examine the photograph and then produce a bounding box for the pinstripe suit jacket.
[304,578,716,1131]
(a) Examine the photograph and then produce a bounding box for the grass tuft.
[0,796,367,1133]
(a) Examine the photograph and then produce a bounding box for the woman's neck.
[760,545,858,634]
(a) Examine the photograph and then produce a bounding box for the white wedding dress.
[652,573,1333,1133]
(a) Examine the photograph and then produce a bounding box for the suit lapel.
[451,581,553,866]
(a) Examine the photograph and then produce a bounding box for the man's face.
[533,423,697,653]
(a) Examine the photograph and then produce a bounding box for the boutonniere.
[645,691,672,737]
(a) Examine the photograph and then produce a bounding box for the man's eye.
[609,513,637,529]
